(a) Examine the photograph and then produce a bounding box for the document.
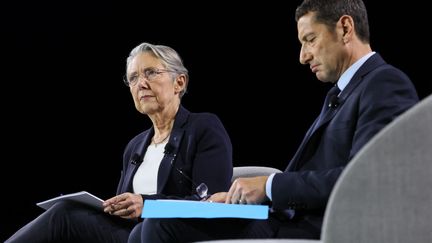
[36,191,104,211]
[142,199,268,219]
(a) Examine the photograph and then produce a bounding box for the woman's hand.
[103,192,143,219]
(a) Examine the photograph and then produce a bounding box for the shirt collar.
[336,52,375,91]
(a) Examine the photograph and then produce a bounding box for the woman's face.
[127,52,181,115]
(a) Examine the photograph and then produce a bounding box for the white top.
[132,141,168,194]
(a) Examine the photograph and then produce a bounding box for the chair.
[232,166,282,182]
[197,93,432,243]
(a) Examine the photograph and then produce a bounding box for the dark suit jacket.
[116,106,233,201]
[271,53,419,235]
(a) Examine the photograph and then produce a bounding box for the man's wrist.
[265,173,276,201]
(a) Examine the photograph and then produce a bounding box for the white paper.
[36,191,104,211]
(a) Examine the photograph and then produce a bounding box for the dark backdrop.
[2,0,430,240]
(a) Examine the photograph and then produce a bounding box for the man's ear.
[339,15,354,43]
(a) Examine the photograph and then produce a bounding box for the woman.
[6,42,233,243]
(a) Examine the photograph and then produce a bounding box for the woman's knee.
[46,201,93,223]
[127,222,142,243]
[140,218,164,234]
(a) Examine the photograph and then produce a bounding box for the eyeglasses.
[163,145,211,200]
[170,156,210,200]
[195,182,210,200]
[123,67,177,87]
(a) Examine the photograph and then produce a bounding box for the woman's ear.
[174,74,187,93]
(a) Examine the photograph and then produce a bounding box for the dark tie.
[315,85,341,126]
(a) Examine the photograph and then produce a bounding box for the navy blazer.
[271,54,418,232]
[116,106,233,201]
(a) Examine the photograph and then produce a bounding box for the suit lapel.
[339,53,386,102]
[286,53,387,171]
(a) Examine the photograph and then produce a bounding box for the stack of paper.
[36,191,104,211]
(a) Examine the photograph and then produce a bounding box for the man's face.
[297,12,347,83]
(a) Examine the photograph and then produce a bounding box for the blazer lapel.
[156,106,189,193]
[157,129,184,193]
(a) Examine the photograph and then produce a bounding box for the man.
[131,0,419,241]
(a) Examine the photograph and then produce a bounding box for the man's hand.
[225,176,268,205]
[206,192,228,203]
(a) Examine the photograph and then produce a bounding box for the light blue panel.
[142,200,268,219]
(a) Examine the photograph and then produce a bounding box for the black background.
[2,1,430,240]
